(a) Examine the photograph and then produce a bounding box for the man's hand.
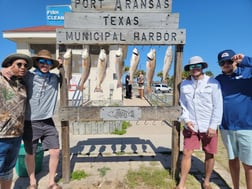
[186,121,195,132]
[1,66,15,80]
[207,128,216,138]
[232,54,244,64]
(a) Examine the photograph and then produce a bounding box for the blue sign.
[46,5,72,26]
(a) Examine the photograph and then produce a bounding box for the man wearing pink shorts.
[175,56,223,189]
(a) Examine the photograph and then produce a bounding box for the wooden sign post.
[57,0,185,182]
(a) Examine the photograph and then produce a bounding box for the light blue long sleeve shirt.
[179,74,223,132]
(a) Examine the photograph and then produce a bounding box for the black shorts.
[22,118,60,154]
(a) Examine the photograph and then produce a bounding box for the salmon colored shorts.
[183,128,218,154]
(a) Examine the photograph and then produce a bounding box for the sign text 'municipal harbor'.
[57,28,186,45]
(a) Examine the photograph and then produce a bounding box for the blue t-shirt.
[216,56,252,130]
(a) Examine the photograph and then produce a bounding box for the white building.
[3,24,127,106]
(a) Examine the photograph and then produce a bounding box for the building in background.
[3,4,125,104]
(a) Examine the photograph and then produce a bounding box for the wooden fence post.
[59,66,70,183]
[171,120,181,180]
[170,44,184,180]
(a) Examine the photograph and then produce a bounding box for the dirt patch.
[63,180,127,189]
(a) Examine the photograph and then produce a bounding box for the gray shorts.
[23,118,60,154]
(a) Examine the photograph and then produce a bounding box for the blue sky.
[1,0,252,81]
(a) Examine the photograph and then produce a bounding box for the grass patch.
[112,121,131,135]
[126,165,176,189]
[184,174,200,188]
[125,164,201,189]
[71,170,88,180]
[98,166,111,177]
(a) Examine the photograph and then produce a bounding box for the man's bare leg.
[0,179,12,189]
[25,153,37,187]
[176,149,193,189]
[202,153,214,188]
[229,158,240,189]
[243,162,252,189]
[48,149,60,187]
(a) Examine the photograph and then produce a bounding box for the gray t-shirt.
[24,71,59,121]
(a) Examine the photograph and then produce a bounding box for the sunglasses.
[219,60,233,67]
[16,62,29,69]
[37,58,53,65]
[189,64,202,70]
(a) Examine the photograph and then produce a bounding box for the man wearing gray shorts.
[23,119,59,155]
[22,49,62,189]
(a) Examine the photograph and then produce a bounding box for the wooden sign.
[71,0,172,13]
[64,12,179,29]
[59,106,181,121]
[57,28,186,45]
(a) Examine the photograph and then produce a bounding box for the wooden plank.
[59,67,71,183]
[173,45,183,106]
[61,121,70,183]
[71,0,172,13]
[171,45,183,181]
[56,28,186,45]
[64,12,179,29]
[59,106,181,122]
[171,120,181,180]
